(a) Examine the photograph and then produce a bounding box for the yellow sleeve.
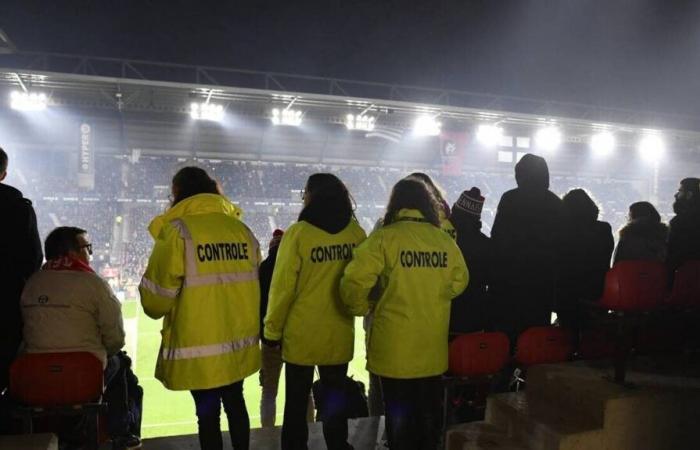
[448,244,469,299]
[263,225,302,341]
[340,231,386,316]
[139,223,185,319]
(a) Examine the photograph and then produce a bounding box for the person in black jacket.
[666,178,700,284]
[613,201,668,264]
[556,189,614,336]
[449,187,492,335]
[490,154,565,341]
[0,147,43,394]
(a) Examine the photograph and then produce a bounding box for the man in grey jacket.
[21,226,141,449]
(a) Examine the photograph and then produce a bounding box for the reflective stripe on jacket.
[340,208,469,379]
[264,219,366,365]
[140,193,261,391]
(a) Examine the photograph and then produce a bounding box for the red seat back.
[515,326,573,366]
[448,332,510,377]
[599,260,667,312]
[667,260,700,308]
[10,352,103,406]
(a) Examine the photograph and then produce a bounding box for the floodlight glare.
[590,131,616,157]
[476,124,503,147]
[346,114,376,131]
[534,126,562,151]
[413,115,441,136]
[190,102,224,122]
[271,108,302,126]
[10,90,47,111]
[638,134,665,164]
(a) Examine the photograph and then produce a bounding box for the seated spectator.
[613,202,668,264]
[556,189,614,335]
[667,178,700,283]
[20,227,141,450]
[449,187,492,335]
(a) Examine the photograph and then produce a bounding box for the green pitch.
[121,300,370,438]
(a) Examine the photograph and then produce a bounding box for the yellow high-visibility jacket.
[139,193,261,391]
[340,208,469,379]
[264,219,366,365]
[440,209,457,240]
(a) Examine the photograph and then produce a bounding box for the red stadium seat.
[667,260,700,308]
[515,326,574,367]
[599,260,667,312]
[9,352,106,450]
[448,332,510,377]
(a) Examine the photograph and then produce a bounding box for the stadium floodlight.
[190,102,224,122]
[271,108,303,126]
[638,133,665,164]
[346,114,376,131]
[590,131,616,157]
[534,126,562,151]
[476,124,503,147]
[413,115,442,136]
[10,90,47,111]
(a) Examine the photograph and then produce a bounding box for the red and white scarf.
[42,256,94,273]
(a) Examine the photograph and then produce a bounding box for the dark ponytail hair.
[171,166,219,205]
[383,178,440,227]
[298,173,355,222]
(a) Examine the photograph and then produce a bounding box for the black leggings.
[380,375,442,450]
[282,362,350,450]
[190,380,249,450]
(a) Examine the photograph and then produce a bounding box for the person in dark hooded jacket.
[613,201,668,264]
[490,154,565,340]
[556,189,614,335]
[666,178,700,284]
[449,187,493,335]
[0,147,43,394]
[264,173,366,450]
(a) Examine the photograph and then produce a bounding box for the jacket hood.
[298,202,352,234]
[148,193,243,238]
[515,154,550,190]
[0,182,25,201]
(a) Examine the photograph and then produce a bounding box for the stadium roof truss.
[1,51,700,155]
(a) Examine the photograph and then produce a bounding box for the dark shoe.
[112,434,142,450]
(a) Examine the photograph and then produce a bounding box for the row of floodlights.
[8,92,667,162]
[475,123,665,163]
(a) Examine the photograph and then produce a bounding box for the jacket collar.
[395,208,426,221]
[148,193,243,238]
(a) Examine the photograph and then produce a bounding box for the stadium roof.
[0,51,699,170]
[0,28,16,54]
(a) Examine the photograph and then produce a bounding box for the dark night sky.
[2,0,700,117]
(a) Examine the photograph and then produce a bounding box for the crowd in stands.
[4,151,656,294]
[2,143,699,450]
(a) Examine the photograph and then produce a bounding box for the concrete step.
[0,433,58,450]
[485,393,603,450]
[143,416,383,450]
[446,422,530,450]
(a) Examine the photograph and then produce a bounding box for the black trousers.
[191,380,249,450]
[380,375,442,450]
[282,362,350,450]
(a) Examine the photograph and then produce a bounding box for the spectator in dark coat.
[449,187,492,335]
[0,147,43,393]
[556,189,614,334]
[613,201,668,264]
[666,178,700,284]
[490,154,565,340]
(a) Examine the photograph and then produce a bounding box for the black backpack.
[312,376,369,420]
